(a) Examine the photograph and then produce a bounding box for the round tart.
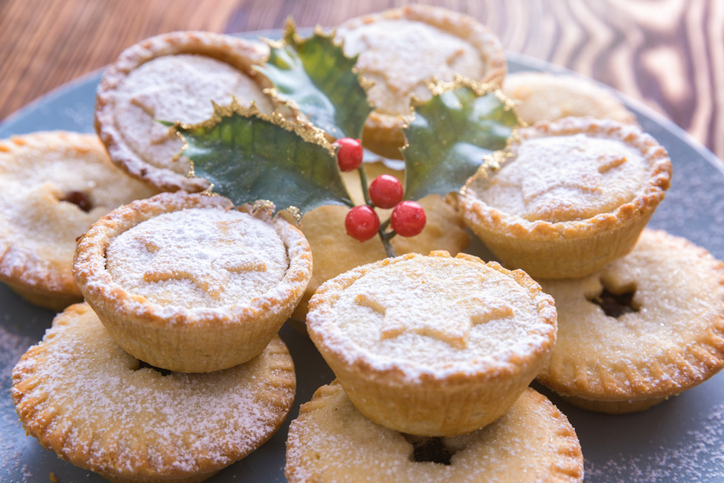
[460,117,672,279]
[502,72,637,126]
[12,303,296,483]
[0,131,157,311]
[95,31,274,192]
[537,229,724,414]
[291,162,470,323]
[336,5,506,159]
[307,251,557,436]
[286,381,583,483]
[73,191,313,373]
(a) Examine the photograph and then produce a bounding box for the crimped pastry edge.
[537,229,724,409]
[460,117,672,278]
[72,191,313,372]
[337,5,507,159]
[95,31,271,192]
[285,382,583,483]
[0,132,137,310]
[306,251,557,435]
[501,71,639,126]
[11,303,296,482]
[307,251,556,384]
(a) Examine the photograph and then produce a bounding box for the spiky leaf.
[175,102,353,215]
[401,81,519,201]
[254,22,372,139]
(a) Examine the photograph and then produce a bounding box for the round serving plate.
[1,30,724,483]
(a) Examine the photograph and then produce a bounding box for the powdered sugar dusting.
[11,307,293,476]
[114,54,272,175]
[479,134,648,222]
[310,256,555,381]
[106,208,288,308]
[338,19,484,115]
[0,132,157,291]
[0,324,34,477]
[286,384,582,483]
[585,403,724,482]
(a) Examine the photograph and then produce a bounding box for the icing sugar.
[0,324,34,477]
[338,19,484,115]
[11,307,293,475]
[0,132,156,287]
[286,384,581,483]
[114,54,272,175]
[106,208,289,309]
[310,256,556,381]
[539,229,724,393]
[479,134,648,222]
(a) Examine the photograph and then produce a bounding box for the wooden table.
[1,0,722,160]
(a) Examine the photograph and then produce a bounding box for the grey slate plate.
[1,30,724,483]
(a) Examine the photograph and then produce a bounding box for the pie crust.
[73,191,313,373]
[0,132,157,311]
[12,303,295,483]
[290,162,470,324]
[502,72,637,126]
[307,251,557,436]
[460,117,672,279]
[95,31,273,192]
[537,229,724,413]
[336,5,507,159]
[286,382,583,483]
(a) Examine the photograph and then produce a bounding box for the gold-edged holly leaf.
[174,101,353,216]
[254,21,372,139]
[401,77,520,201]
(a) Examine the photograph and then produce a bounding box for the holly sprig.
[173,25,519,259]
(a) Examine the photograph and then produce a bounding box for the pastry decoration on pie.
[0,132,157,311]
[291,162,470,323]
[307,251,557,436]
[537,229,724,413]
[336,5,507,159]
[12,303,295,483]
[460,117,672,279]
[73,191,313,373]
[502,72,637,126]
[95,31,274,192]
[286,381,583,483]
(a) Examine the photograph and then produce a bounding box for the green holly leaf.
[401,78,519,201]
[174,101,354,215]
[254,21,372,140]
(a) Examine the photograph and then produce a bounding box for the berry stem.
[357,166,373,206]
[378,227,397,258]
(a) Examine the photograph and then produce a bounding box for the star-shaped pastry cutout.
[353,270,514,349]
[137,218,268,300]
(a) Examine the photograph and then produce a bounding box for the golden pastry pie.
[537,229,724,413]
[95,31,274,192]
[290,162,470,323]
[307,251,557,436]
[336,5,507,159]
[502,72,637,126]
[460,117,672,279]
[0,131,157,311]
[12,303,295,483]
[73,191,312,373]
[286,382,583,483]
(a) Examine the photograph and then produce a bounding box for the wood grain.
[1,0,722,161]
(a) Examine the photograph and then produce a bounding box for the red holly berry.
[345,205,380,242]
[335,137,363,172]
[390,201,426,237]
[369,174,404,209]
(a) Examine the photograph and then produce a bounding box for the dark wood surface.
[1,0,722,160]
